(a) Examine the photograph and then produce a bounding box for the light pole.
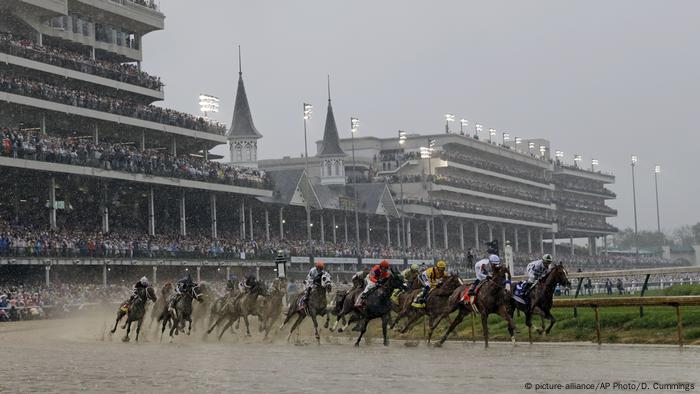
[574,154,582,168]
[555,150,564,164]
[654,165,662,252]
[539,145,546,158]
[420,138,436,248]
[591,159,599,172]
[445,113,455,134]
[460,119,468,136]
[515,137,522,153]
[198,94,220,120]
[351,117,360,251]
[489,128,496,144]
[303,103,313,243]
[528,142,535,155]
[631,155,639,255]
[502,132,510,147]
[475,123,482,140]
[398,130,407,247]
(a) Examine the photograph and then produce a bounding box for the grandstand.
[0,0,650,286]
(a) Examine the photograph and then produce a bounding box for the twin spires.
[227,46,262,140]
[316,76,346,158]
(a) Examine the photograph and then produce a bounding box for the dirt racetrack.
[1,313,698,393]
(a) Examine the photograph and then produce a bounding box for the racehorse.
[191,282,215,330]
[329,285,363,333]
[391,274,462,334]
[159,283,203,342]
[149,283,172,329]
[111,285,157,342]
[434,264,516,348]
[280,272,332,344]
[351,267,406,347]
[236,281,269,336]
[509,263,570,339]
[258,279,286,339]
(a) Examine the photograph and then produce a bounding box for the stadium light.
[475,123,483,139]
[591,159,599,171]
[351,117,360,133]
[654,164,662,251]
[445,113,455,133]
[555,150,564,159]
[303,103,313,120]
[539,145,546,157]
[199,94,220,118]
[631,155,638,165]
[502,132,510,146]
[574,154,582,167]
[398,130,407,145]
[460,119,468,135]
[631,154,639,255]
[488,128,496,143]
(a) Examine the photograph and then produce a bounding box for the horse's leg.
[331,311,343,332]
[481,312,489,348]
[309,312,320,344]
[427,311,450,344]
[111,311,125,333]
[354,318,370,347]
[498,305,517,344]
[287,313,305,342]
[544,309,556,335]
[187,315,193,336]
[207,314,226,334]
[159,313,168,342]
[123,319,132,342]
[532,306,546,335]
[135,318,143,342]
[399,311,422,334]
[438,308,467,346]
[218,318,235,341]
[382,314,389,346]
[242,314,251,336]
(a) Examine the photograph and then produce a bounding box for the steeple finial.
[327,74,331,102]
[238,45,242,76]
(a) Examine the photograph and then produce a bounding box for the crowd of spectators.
[434,174,551,204]
[0,74,226,135]
[558,213,618,233]
[440,145,548,183]
[397,197,550,224]
[0,32,162,90]
[555,176,616,197]
[1,127,271,189]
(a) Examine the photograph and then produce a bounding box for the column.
[514,228,519,253]
[588,237,594,256]
[102,205,109,234]
[279,208,284,240]
[249,205,254,240]
[148,187,155,236]
[603,235,608,256]
[265,209,270,242]
[332,216,337,244]
[152,266,157,286]
[37,32,43,46]
[570,236,575,256]
[501,226,506,247]
[540,230,544,254]
[226,266,231,280]
[396,220,401,248]
[306,207,312,242]
[366,216,371,244]
[425,217,431,249]
[459,223,464,250]
[203,145,209,161]
[139,130,146,151]
[527,229,532,254]
[443,218,448,249]
[102,264,107,287]
[170,137,177,155]
[407,219,412,247]
[256,266,260,280]
[240,201,246,239]
[196,266,201,283]
[40,114,46,133]
[344,215,348,243]
[488,225,493,242]
[45,265,51,287]
[386,216,391,246]
[179,191,187,236]
[49,177,57,230]
[210,194,218,239]
[474,222,479,249]
[551,233,556,258]
[93,124,99,144]
[320,214,325,244]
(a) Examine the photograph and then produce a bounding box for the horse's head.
[146,286,157,302]
[549,263,571,288]
[333,289,347,314]
[491,264,512,292]
[162,282,173,296]
[389,267,407,291]
[190,284,204,303]
[441,273,463,292]
[321,273,333,292]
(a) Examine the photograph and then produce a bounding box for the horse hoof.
[434,342,443,348]
[337,328,343,333]
[511,337,516,344]
[122,336,130,342]
[354,343,360,347]
[383,341,389,347]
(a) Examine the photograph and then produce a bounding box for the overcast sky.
[141,0,699,233]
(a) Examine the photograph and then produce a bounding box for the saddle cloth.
[512,282,528,305]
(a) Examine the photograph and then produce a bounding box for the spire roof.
[317,77,346,157]
[227,47,262,140]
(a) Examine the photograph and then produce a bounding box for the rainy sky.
[141,0,700,232]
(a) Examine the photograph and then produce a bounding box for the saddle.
[461,281,486,304]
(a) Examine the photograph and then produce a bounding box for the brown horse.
[434,264,516,348]
[111,286,157,342]
[149,283,172,329]
[259,279,286,339]
[280,272,332,344]
[509,263,570,339]
[392,274,463,334]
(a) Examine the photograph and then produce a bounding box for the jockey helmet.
[542,254,553,264]
[315,260,325,270]
[488,254,501,264]
[380,260,390,269]
[436,260,447,271]
[139,276,149,286]
[410,263,419,271]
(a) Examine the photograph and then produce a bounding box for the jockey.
[355,260,391,307]
[411,260,447,308]
[351,268,370,289]
[522,254,553,295]
[467,254,501,296]
[301,260,327,306]
[401,264,421,287]
[170,273,195,309]
[226,275,239,293]
[122,276,149,310]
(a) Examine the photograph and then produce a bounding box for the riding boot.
[522,282,533,297]
[411,287,428,308]
[468,279,480,296]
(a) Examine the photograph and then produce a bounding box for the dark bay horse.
[159,284,203,342]
[352,268,406,347]
[509,263,570,339]
[149,283,172,329]
[280,272,332,344]
[392,274,463,334]
[435,264,516,348]
[111,286,157,342]
[236,282,269,336]
[259,279,286,339]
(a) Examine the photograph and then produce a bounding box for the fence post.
[594,305,601,345]
[675,304,683,347]
[471,312,475,343]
[639,273,651,317]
